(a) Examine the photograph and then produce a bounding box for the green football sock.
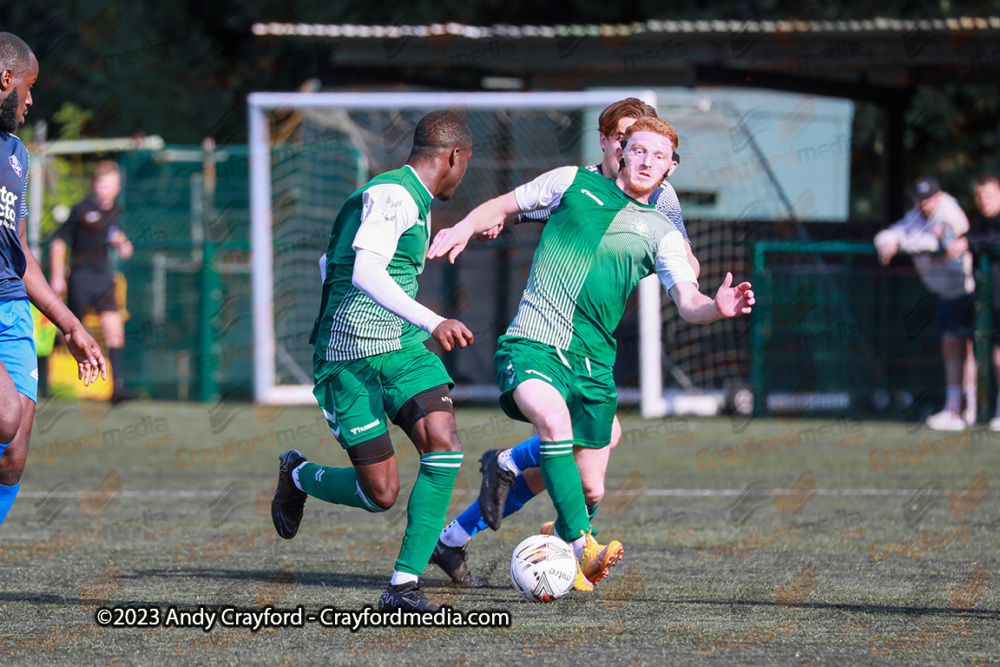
[587,502,600,537]
[539,440,590,542]
[394,452,464,576]
[295,463,387,512]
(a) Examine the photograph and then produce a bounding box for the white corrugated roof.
[252,17,1000,39]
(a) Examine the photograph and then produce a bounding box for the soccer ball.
[509,534,577,602]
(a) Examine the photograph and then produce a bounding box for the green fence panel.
[750,240,983,420]
[117,147,252,401]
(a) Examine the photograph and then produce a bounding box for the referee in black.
[50,160,134,403]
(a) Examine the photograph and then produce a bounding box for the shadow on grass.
[672,596,1000,620]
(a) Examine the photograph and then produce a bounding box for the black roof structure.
[253,18,1000,218]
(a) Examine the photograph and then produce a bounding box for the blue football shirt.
[0,131,29,301]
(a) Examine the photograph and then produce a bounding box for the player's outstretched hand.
[64,325,108,386]
[428,225,473,264]
[714,272,754,318]
[475,221,505,241]
[432,319,474,351]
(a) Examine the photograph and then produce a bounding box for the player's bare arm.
[428,191,521,263]
[18,219,106,385]
[48,237,67,295]
[668,272,754,324]
[685,243,700,278]
[475,204,543,241]
[112,229,133,259]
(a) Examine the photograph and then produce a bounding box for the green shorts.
[494,336,617,448]
[314,345,454,449]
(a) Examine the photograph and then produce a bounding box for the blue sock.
[504,474,537,516]
[455,498,488,538]
[509,435,541,471]
[453,474,539,540]
[0,482,20,526]
[452,435,540,539]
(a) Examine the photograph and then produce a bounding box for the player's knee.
[368,478,399,510]
[582,481,604,507]
[535,412,572,440]
[421,418,463,454]
[0,421,17,445]
[0,399,21,444]
[430,430,463,454]
[0,452,25,484]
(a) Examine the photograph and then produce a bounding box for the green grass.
[1,401,998,665]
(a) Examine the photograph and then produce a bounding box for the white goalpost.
[248,90,717,418]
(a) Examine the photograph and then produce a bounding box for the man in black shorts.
[50,160,134,403]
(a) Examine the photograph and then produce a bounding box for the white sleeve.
[938,196,970,236]
[874,227,902,248]
[352,184,421,261]
[656,230,698,299]
[875,212,937,253]
[352,249,446,335]
[514,166,578,213]
[318,254,327,283]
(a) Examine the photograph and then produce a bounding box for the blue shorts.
[938,293,975,338]
[0,299,38,404]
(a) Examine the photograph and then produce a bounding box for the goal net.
[249,90,761,416]
[645,96,802,418]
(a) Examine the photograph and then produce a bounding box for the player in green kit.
[271,110,475,612]
[428,117,754,588]
[429,99,700,592]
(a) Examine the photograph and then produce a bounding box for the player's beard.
[0,89,19,134]
[622,166,664,200]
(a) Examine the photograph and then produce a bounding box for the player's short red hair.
[621,117,679,153]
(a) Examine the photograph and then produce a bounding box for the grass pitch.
[1,400,998,665]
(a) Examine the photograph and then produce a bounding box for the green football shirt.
[310,165,434,362]
[507,166,697,366]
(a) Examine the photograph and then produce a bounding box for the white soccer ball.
[509,534,577,602]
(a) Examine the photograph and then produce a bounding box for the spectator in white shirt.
[875,177,975,431]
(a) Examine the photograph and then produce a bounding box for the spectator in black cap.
[875,176,975,431]
[948,173,1000,429]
